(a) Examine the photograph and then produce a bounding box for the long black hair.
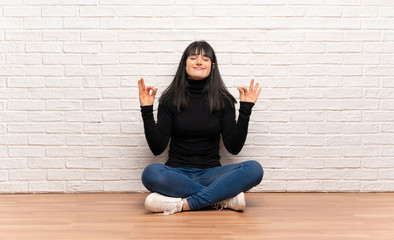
[159,40,236,113]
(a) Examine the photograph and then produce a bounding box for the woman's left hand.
[237,79,262,103]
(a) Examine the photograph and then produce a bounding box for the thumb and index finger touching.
[138,78,158,95]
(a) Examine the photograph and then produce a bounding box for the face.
[185,52,213,80]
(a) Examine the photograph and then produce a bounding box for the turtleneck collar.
[187,78,207,94]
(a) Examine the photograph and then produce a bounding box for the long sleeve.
[140,104,172,156]
[221,101,255,155]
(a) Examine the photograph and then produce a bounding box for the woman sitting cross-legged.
[138,40,264,215]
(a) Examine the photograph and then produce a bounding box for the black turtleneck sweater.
[140,79,254,168]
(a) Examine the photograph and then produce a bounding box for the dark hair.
[159,40,236,113]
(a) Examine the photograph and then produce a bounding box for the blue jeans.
[141,160,263,210]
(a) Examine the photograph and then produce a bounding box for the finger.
[256,88,262,99]
[138,79,144,95]
[152,88,158,97]
[237,87,244,97]
[141,78,146,90]
[146,86,155,94]
[249,79,254,91]
[239,87,248,94]
[253,82,259,94]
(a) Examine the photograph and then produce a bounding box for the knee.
[141,163,166,190]
[244,160,264,185]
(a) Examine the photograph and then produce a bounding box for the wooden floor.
[0,193,393,240]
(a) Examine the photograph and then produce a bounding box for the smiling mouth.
[193,67,205,70]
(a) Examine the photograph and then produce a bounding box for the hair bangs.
[186,42,215,63]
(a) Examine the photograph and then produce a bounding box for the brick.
[24,18,62,29]
[309,147,342,158]
[46,147,82,157]
[325,158,360,168]
[103,181,143,192]
[269,147,305,158]
[289,112,324,122]
[83,78,120,88]
[29,159,65,169]
[7,100,44,111]
[80,7,115,17]
[43,31,79,41]
[28,135,64,145]
[344,147,379,157]
[9,170,47,181]
[85,171,121,180]
[66,136,101,146]
[83,148,120,158]
[307,170,342,180]
[103,158,140,169]
[47,170,83,181]
[252,135,287,146]
[46,78,82,88]
[5,31,42,41]
[65,66,101,77]
[60,0,98,5]
[83,100,120,111]
[116,7,154,17]
[43,54,80,65]
[102,66,139,76]
[63,43,99,53]
[324,181,360,192]
[287,181,323,192]
[270,123,308,134]
[82,55,118,65]
[0,183,28,193]
[63,18,99,29]
[361,181,394,192]
[326,136,361,146]
[102,112,138,122]
[307,100,342,110]
[344,100,378,110]
[28,112,64,122]
[9,147,44,157]
[42,7,77,16]
[7,124,44,133]
[0,66,25,76]
[29,182,65,193]
[67,182,103,193]
[326,111,362,122]
[288,136,324,146]
[28,89,63,99]
[66,112,101,122]
[270,101,306,111]
[45,123,82,134]
[83,123,120,134]
[117,31,156,41]
[121,170,143,180]
[6,54,42,64]
[27,66,63,76]
[64,89,101,99]
[66,159,102,169]
[46,101,81,111]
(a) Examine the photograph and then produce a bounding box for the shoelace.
[212,200,228,211]
[162,200,182,215]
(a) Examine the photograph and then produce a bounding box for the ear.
[212,62,215,68]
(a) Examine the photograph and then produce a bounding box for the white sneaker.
[144,192,183,215]
[212,192,246,211]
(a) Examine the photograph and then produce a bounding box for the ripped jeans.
[141,160,264,210]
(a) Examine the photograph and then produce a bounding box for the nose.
[196,56,202,64]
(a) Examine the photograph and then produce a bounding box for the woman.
[138,40,263,215]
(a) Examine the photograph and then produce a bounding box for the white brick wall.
[1,1,394,193]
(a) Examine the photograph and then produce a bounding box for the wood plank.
[0,193,393,240]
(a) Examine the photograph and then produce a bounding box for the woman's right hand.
[138,78,158,106]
